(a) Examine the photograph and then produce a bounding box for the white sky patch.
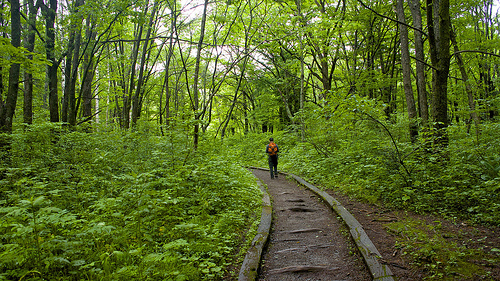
[181,0,205,21]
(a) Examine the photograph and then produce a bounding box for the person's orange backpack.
[268,142,278,156]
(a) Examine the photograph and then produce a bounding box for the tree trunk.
[62,0,84,125]
[42,0,59,123]
[380,34,399,118]
[61,31,74,123]
[81,18,97,120]
[221,56,249,139]
[131,1,158,127]
[451,28,480,136]
[475,3,497,120]
[0,0,21,132]
[115,42,130,129]
[23,0,38,125]
[427,0,451,144]
[0,2,4,116]
[396,0,418,142]
[297,0,305,141]
[68,26,82,126]
[408,0,428,123]
[192,0,209,149]
[160,2,178,133]
[81,53,94,119]
[125,12,145,129]
[243,94,249,134]
[162,35,175,129]
[277,87,294,122]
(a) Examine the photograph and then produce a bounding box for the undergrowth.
[0,122,262,280]
[386,217,500,280]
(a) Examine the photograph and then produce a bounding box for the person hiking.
[266,137,279,179]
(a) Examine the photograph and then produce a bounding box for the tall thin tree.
[40,0,59,122]
[396,0,418,142]
[0,0,21,132]
[408,0,428,123]
[23,0,38,125]
[192,0,209,149]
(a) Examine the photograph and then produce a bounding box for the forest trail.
[250,169,372,281]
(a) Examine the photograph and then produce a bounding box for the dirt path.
[252,169,371,281]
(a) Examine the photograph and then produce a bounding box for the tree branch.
[452,50,500,59]
[19,11,45,43]
[355,0,428,37]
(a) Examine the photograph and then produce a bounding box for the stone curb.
[241,167,395,281]
[238,178,272,281]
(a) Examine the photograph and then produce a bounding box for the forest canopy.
[0,0,498,138]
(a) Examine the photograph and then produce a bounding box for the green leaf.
[33,196,46,207]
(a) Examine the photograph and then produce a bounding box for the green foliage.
[284,107,500,225]
[0,123,262,280]
[0,37,48,72]
[221,131,289,168]
[386,217,499,280]
[231,95,500,227]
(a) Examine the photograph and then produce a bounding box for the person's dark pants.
[268,155,278,178]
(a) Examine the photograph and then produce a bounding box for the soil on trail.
[252,169,371,281]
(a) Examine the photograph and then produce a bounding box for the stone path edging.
[239,167,395,281]
[238,178,272,281]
